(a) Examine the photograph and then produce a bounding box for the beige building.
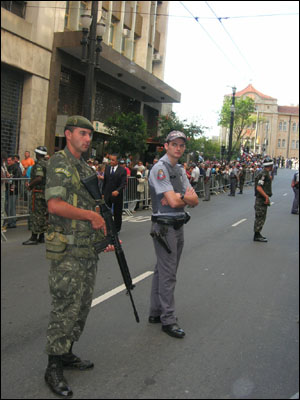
[1,1,180,160]
[220,84,299,159]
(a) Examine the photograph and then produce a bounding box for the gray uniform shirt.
[149,153,191,217]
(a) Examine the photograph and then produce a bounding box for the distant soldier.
[238,164,246,194]
[203,163,211,201]
[228,163,238,196]
[291,171,299,215]
[253,157,273,242]
[23,146,48,244]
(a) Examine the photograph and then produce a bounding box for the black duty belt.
[151,213,190,229]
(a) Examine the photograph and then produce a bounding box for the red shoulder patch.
[157,169,166,180]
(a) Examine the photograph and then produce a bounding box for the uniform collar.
[63,146,85,164]
[161,153,178,167]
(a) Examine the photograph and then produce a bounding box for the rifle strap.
[59,150,80,230]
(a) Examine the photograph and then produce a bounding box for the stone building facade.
[220,84,299,159]
[1,1,180,160]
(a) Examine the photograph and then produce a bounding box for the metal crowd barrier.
[121,171,256,214]
[1,177,30,240]
[1,171,257,234]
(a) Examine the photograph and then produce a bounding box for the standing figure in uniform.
[44,116,115,398]
[291,171,299,214]
[253,157,273,242]
[228,162,238,196]
[238,164,246,194]
[23,146,48,245]
[148,131,199,338]
[203,162,211,201]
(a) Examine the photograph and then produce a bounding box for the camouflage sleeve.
[45,154,72,202]
[257,171,266,186]
[35,165,44,177]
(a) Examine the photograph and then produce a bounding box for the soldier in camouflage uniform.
[253,157,273,242]
[23,146,48,245]
[44,116,115,398]
[238,164,246,194]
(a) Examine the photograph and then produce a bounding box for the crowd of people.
[1,149,299,235]
[1,151,49,232]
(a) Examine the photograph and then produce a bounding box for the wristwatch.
[180,193,186,202]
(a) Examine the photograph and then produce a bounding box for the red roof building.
[221,84,299,158]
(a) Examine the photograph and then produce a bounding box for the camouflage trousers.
[254,197,268,233]
[30,195,48,234]
[45,254,98,355]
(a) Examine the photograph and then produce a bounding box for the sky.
[163,1,299,138]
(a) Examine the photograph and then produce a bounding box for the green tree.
[218,96,256,153]
[104,112,148,157]
[157,112,207,156]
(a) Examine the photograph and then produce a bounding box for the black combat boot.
[45,355,73,398]
[38,233,45,243]
[22,234,38,245]
[61,342,94,370]
[253,232,268,242]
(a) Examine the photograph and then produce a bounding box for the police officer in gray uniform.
[148,131,199,338]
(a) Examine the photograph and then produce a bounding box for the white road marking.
[283,193,288,196]
[232,218,247,227]
[123,216,151,222]
[91,271,153,308]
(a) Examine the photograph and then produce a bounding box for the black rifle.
[81,174,140,323]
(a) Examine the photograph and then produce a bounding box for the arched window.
[277,139,281,147]
[279,122,282,131]
[292,122,297,132]
[283,122,287,131]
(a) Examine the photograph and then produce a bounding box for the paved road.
[1,168,299,399]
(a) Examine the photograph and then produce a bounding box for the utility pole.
[82,1,98,121]
[227,86,236,162]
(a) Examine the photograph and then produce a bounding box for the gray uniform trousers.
[150,222,184,325]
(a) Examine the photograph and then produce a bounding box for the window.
[296,140,299,149]
[109,24,115,46]
[1,1,26,18]
[265,121,270,132]
[64,1,70,29]
[292,140,296,149]
[282,139,286,147]
[279,122,282,131]
[121,35,126,54]
[292,122,297,132]
[65,1,88,30]
[283,121,287,131]
[277,139,281,148]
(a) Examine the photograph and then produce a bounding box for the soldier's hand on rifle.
[103,239,122,253]
[91,212,107,235]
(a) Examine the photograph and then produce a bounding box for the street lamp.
[227,86,236,162]
[80,3,106,121]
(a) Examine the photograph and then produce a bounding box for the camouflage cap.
[65,115,94,131]
[165,130,187,143]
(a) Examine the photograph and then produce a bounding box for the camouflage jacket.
[45,147,104,258]
[255,169,272,198]
[30,158,47,192]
